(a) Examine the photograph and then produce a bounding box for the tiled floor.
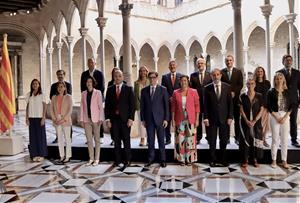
[0,114,300,202]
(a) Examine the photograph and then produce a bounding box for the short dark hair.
[148,71,158,78]
[180,75,189,81]
[282,54,293,64]
[86,76,97,88]
[56,70,65,75]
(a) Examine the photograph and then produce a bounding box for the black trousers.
[111,116,131,164]
[206,123,229,163]
[197,113,204,141]
[233,100,241,141]
[290,105,298,142]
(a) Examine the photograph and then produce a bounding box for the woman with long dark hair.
[25,79,47,162]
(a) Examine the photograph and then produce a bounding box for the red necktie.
[171,73,175,87]
[116,85,120,99]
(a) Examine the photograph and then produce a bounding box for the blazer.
[190,71,212,109]
[203,82,233,124]
[140,85,170,126]
[105,84,135,123]
[161,72,183,98]
[134,79,150,111]
[49,81,72,100]
[80,89,105,123]
[80,69,105,95]
[266,88,293,113]
[221,67,243,100]
[171,88,200,126]
[50,94,73,126]
[277,68,300,104]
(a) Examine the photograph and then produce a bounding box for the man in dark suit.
[204,68,233,167]
[221,55,243,145]
[141,71,169,168]
[190,58,212,144]
[80,58,105,141]
[161,60,182,145]
[277,54,300,147]
[50,69,72,143]
[105,70,135,168]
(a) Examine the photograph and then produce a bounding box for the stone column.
[243,46,249,75]
[260,2,273,81]
[270,42,276,80]
[220,49,227,63]
[79,27,89,72]
[95,17,107,76]
[185,55,190,75]
[16,50,23,96]
[47,47,54,85]
[115,55,121,68]
[66,36,74,89]
[56,41,63,70]
[119,0,133,85]
[284,13,297,59]
[136,56,140,76]
[231,0,244,72]
[153,56,159,72]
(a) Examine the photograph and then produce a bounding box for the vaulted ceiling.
[0,0,43,14]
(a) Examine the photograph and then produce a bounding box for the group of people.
[25,54,300,169]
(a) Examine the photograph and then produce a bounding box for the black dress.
[239,93,264,162]
[255,80,271,106]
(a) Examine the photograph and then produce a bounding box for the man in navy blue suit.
[141,71,169,168]
[161,60,182,145]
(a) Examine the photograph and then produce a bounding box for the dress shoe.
[123,162,131,168]
[292,141,300,148]
[209,162,216,167]
[63,158,70,163]
[144,162,153,167]
[112,162,121,167]
[221,162,229,167]
[241,162,248,168]
[52,138,58,144]
[160,162,167,168]
[86,160,94,166]
[253,159,259,168]
[139,138,145,146]
[282,161,290,169]
[263,140,270,148]
[92,160,99,166]
[165,140,171,145]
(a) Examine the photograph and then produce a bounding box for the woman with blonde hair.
[134,65,150,146]
[50,81,73,163]
[267,72,293,169]
[254,66,271,147]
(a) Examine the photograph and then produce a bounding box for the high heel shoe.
[92,160,99,166]
[86,160,93,166]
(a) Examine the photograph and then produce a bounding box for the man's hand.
[106,120,112,128]
[142,121,146,127]
[227,119,233,125]
[127,119,133,127]
[204,119,209,127]
[40,118,45,126]
[163,120,168,128]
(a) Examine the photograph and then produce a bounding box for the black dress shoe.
[210,162,216,167]
[124,161,131,168]
[144,162,153,167]
[165,140,171,145]
[160,162,166,168]
[113,162,121,167]
[52,138,58,144]
[221,162,229,167]
[292,141,300,148]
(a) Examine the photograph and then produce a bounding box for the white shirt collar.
[89,68,95,76]
[116,83,123,89]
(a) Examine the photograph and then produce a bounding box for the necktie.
[228,70,231,80]
[151,86,155,99]
[216,84,220,100]
[200,72,203,84]
[116,85,120,99]
[288,68,292,76]
[171,73,175,87]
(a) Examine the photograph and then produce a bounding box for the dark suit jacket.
[49,81,72,99]
[277,68,300,104]
[140,85,170,126]
[161,72,182,98]
[105,84,135,123]
[203,82,233,125]
[80,69,105,95]
[190,71,212,109]
[221,67,243,100]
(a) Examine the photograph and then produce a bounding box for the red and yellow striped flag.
[0,34,15,133]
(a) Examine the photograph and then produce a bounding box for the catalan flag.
[0,34,15,133]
